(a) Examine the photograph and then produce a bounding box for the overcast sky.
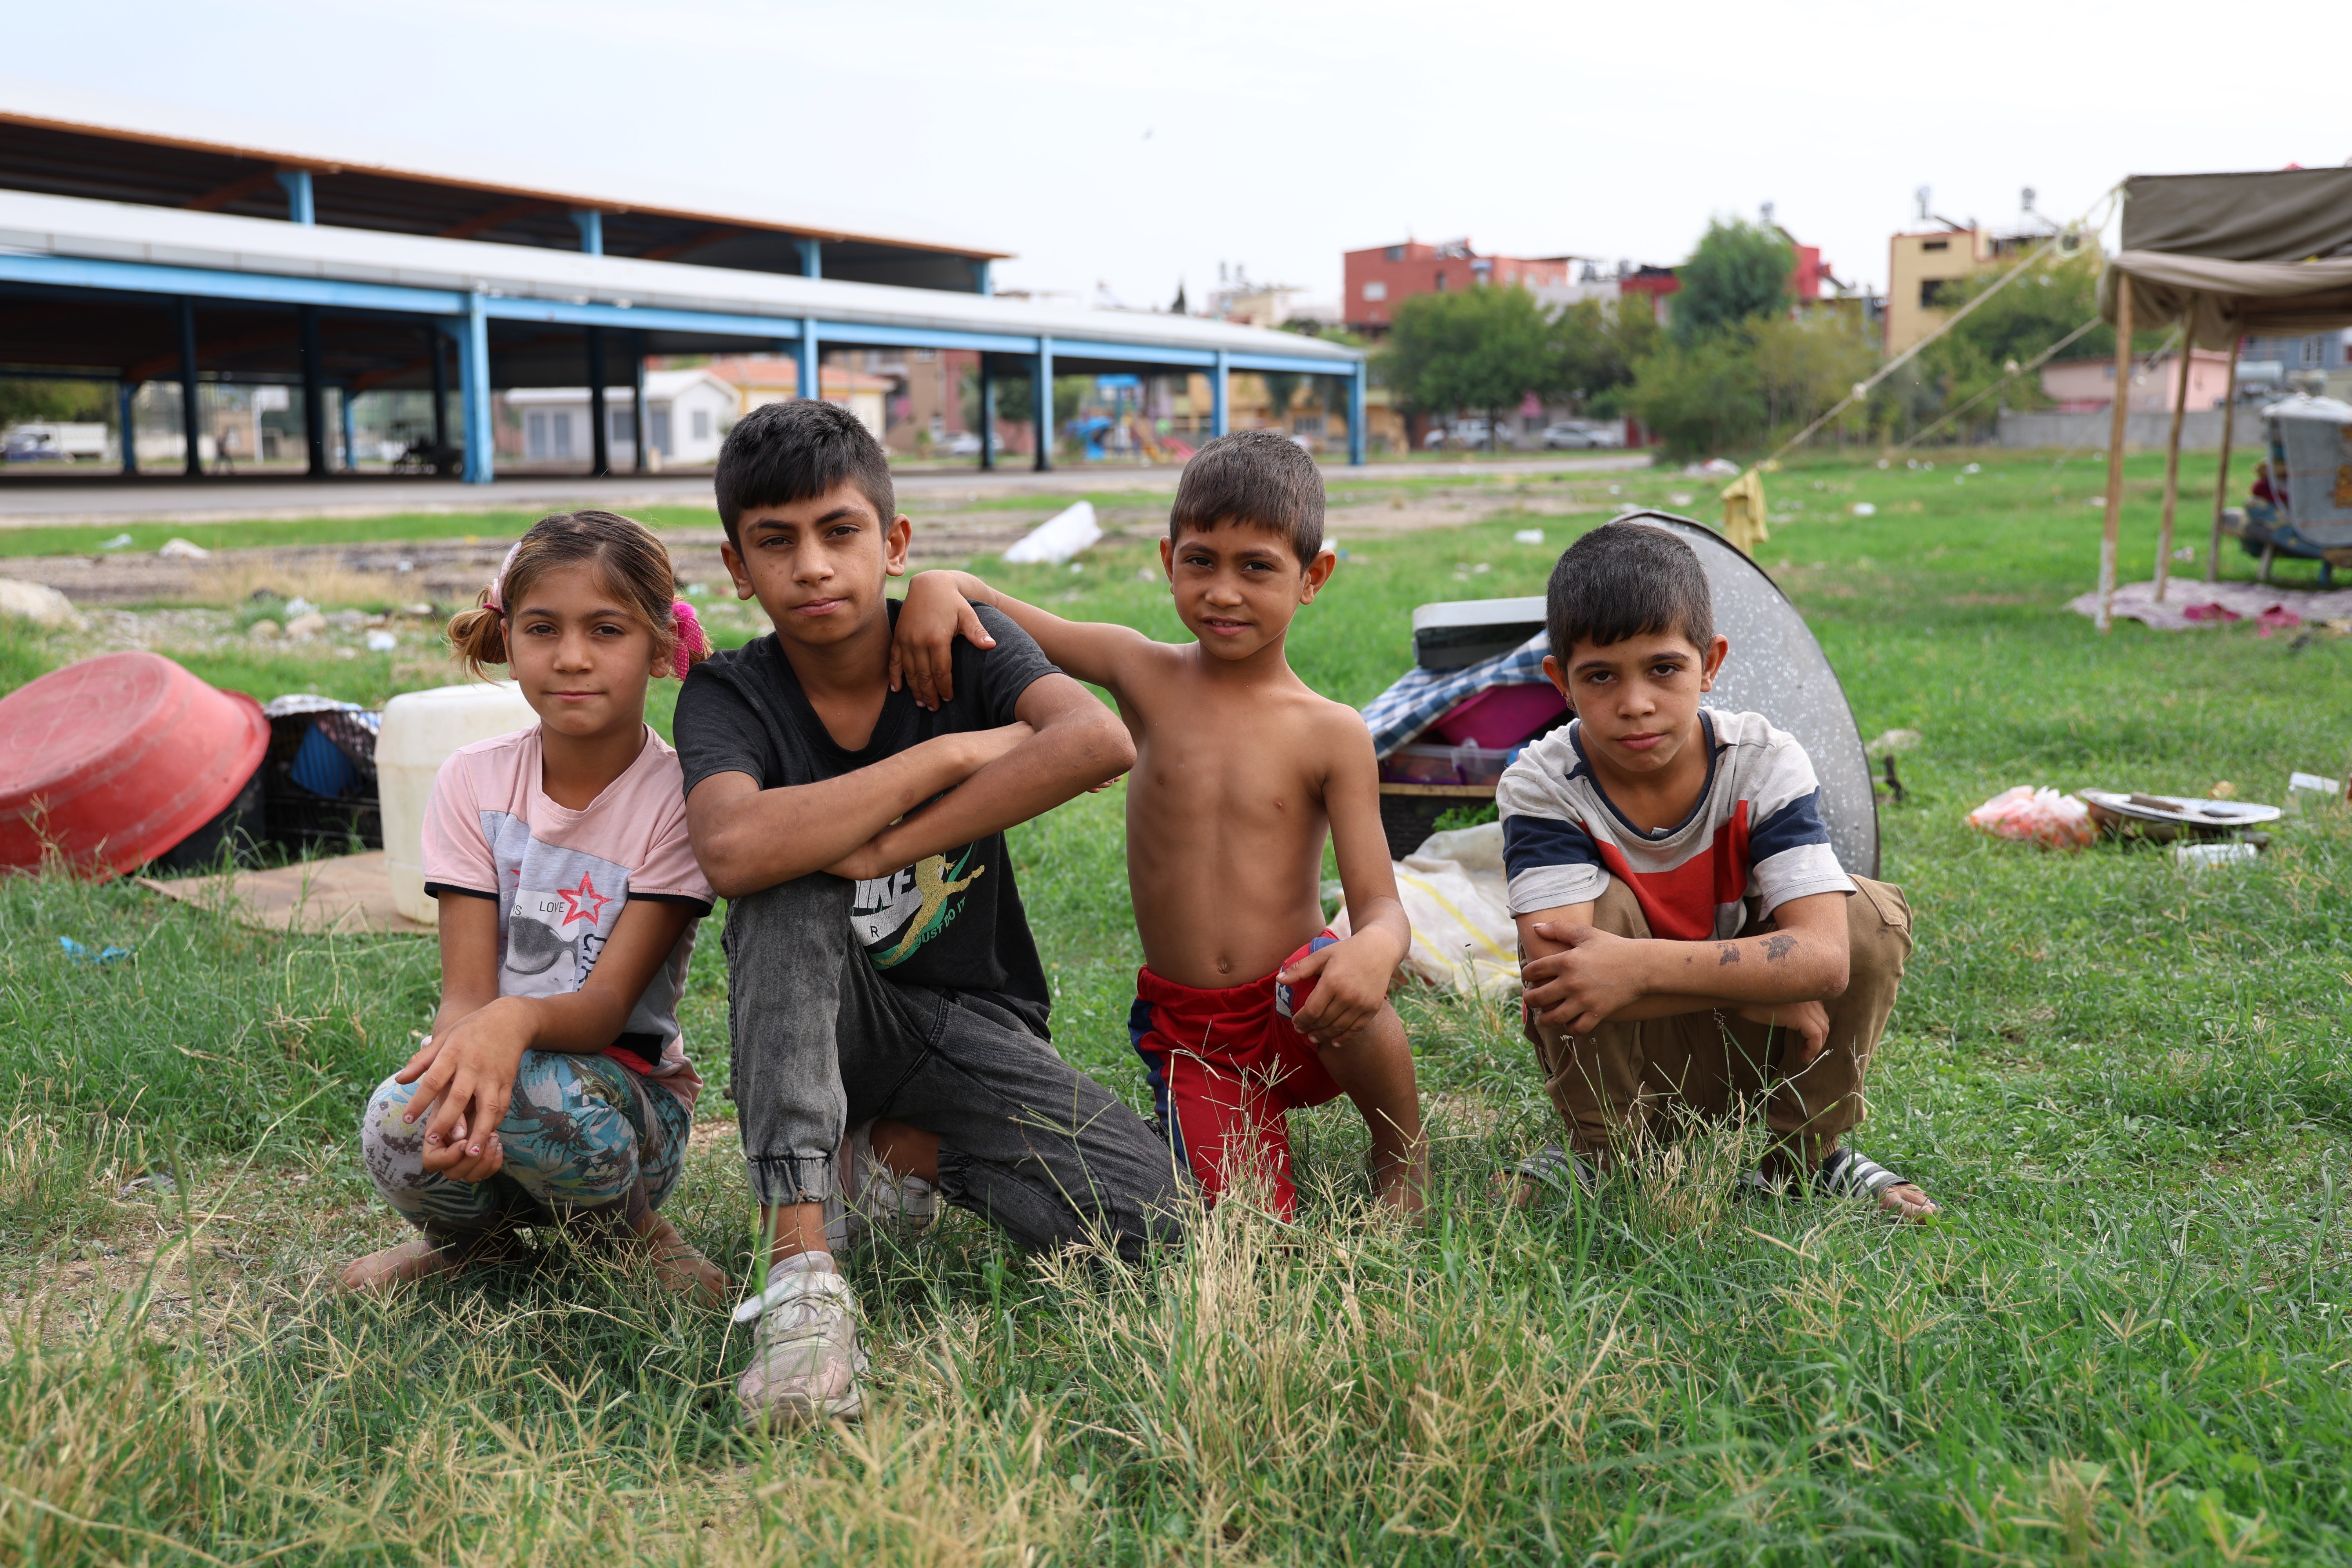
[12,0,2343,308]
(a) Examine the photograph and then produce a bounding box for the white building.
[504,368,739,468]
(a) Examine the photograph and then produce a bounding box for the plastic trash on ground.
[1330,821,1519,1000]
[1966,786,2095,849]
[2285,771,2343,815]
[1002,500,1101,565]
[2176,842,2259,869]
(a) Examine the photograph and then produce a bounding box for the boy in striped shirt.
[1497,523,1935,1219]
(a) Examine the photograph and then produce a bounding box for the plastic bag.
[1965,786,2094,849]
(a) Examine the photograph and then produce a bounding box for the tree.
[959,368,1087,440]
[1548,298,1659,414]
[1749,312,1878,438]
[1907,247,2164,439]
[0,378,112,428]
[1672,219,1793,343]
[1626,336,1764,457]
[1258,370,1301,430]
[1378,285,1550,448]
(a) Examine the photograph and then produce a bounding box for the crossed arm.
[397,892,696,1181]
[1516,891,1851,1059]
[685,671,1134,899]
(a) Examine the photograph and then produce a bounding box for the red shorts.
[1129,933,1342,1220]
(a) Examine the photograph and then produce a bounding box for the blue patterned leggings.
[360,1050,690,1243]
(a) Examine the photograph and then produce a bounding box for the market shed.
[2094,169,2352,626]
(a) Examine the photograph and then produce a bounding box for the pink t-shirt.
[421,723,714,1107]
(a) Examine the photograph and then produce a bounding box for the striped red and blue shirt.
[1496,710,1854,940]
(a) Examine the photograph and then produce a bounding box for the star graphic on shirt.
[555,873,613,927]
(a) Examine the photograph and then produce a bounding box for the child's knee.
[360,1075,433,1195]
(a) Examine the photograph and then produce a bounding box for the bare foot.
[338,1238,462,1294]
[1493,1171,1544,1210]
[1371,1149,1431,1215]
[640,1216,729,1304]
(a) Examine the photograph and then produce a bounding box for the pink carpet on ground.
[2066,579,2352,632]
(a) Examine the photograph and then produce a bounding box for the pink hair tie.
[484,541,524,613]
[670,600,708,679]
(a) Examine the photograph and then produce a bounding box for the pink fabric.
[421,723,715,1104]
[670,601,707,678]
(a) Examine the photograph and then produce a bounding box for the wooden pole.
[2152,313,2196,602]
[2207,340,2240,583]
[2096,272,2135,633]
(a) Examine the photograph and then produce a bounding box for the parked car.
[1541,420,1625,450]
[1424,419,1495,451]
[935,430,1007,457]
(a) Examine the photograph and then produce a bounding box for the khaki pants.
[1523,877,1913,1174]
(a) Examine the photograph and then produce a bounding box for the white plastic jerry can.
[378,681,539,924]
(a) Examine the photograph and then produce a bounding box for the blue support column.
[977,356,995,471]
[460,293,493,485]
[587,326,609,476]
[1348,365,1367,465]
[1033,337,1054,472]
[427,322,450,469]
[176,298,202,477]
[570,209,604,255]
[971,259,992,296]
[797,239,821,279]
[338,388,357,472]
[631,331,648,473]
[118,380,138,474]
[275,169,314,224]
[297,305,328,476]
[797,318,819,403]
[1210,350,1230,438]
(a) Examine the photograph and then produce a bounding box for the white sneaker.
[733,1259,866,1428]
[823,1122,939,1253]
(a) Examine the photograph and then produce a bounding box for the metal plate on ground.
[1616,512,1879,878]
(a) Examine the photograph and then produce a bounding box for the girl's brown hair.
[446,510,713,681]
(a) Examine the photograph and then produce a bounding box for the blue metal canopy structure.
[0,97,1365,481]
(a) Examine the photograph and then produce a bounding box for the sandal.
[1512,1143,1597,1198]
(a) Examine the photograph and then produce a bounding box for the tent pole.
[2207,341,2239,583]
[2096,272,2135,633]
[2152,314,2196,602]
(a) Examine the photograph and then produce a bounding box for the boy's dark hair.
[713,399,895,546]
[1167,429,1324,564]
[1546,522,1715,657]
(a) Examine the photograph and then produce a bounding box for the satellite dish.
[1614,511,1880,878]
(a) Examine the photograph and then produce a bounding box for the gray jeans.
[722,871,1187,1261]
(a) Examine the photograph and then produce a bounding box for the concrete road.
[0,453,1650,529]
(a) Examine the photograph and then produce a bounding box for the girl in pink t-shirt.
[341,510,724,1299]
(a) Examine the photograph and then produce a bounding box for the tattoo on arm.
[1761,933,1798,962]
[1716,944,1742,966]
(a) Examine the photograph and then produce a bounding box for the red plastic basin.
[1423,682,1567,749]
[0,651,267,876]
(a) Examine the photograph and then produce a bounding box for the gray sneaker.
[823,1121,939,1253]
[733,1265,866,1427]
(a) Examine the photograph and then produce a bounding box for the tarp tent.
[2093,169,2352,624]
[1360,512,1879,877]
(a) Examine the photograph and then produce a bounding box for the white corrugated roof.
[0,187,1361,364]
[0,74,1007,259]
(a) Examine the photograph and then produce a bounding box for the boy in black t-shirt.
[675,401,1181,1431]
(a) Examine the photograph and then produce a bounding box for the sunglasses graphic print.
[505,913,583,977]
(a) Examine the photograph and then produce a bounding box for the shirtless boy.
[895,430,1428,1219]
[1499,522,1935,1218]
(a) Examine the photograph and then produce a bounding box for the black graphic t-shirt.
[673,602,1058,1035]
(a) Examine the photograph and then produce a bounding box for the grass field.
[2,448,2348,1564]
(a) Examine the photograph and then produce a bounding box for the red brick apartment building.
[1343,239,1579,332]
